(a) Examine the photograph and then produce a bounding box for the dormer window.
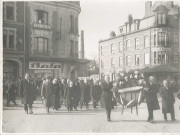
[157,13,166,25]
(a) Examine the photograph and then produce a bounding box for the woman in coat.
[6,79,17,106]
[64,81,74,111]
[52,78,61,110]
[73,80,80,111]
[41,77,54,113]
[159,80,176,121]
[101,75,113,122]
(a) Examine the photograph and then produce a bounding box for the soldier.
[20,73,36,114]
[143,76,160,123]
[159,80,176,121]
[101,75,113,122]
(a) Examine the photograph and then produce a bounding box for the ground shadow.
[111,119,147,122]
[153,120,180,124]
[33,112,96,115]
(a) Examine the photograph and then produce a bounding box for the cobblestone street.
[2,97,180,133]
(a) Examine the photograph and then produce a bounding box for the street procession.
[2,0,180,133]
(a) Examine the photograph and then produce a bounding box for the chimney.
[145,1,152,17]
[110,31,116,38]
[79,30,84,59]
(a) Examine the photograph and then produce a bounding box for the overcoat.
[91,84,101,101]
[41,82,54,108]
[64,87,74,107]
[20,79,36,105]
[80,83,91,103]
[159,86,175,113]
[72,83,81,107]
[52,83,61,109]
[7,82,16,101]
[145,83,160,110]
[101,81,113,110]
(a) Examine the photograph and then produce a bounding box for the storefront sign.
[33,22,51,30]
[29,62,61,69]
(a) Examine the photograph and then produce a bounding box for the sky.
[79,0,179,59]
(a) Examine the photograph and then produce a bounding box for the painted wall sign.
[33,22,51,30]
[29,62,61,69]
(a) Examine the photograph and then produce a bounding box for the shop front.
[29,61,62,79]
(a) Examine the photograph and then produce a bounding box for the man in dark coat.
[144,76,160,123]
[123,76,132,88]
[91,80,101,108]
[64,81,74,111]
[52,78,61,110]
[6,79,17,106]
[101,75,113,122]
[159,80,176,121]
[41,77,54,113]
[20,73,36,114]
[80,79,91,109]
[73,80,81,111]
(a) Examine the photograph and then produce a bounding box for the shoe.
[164,119,168,121]
[149,120,153,123]
[172,119,176,121]
[29,109,33,114]
[107,119,111,122]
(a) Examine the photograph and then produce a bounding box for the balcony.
[33,22,51,30]
[31,50,50,57]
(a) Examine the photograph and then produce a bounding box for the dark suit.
[145,82,160,121]
[80,82,91,109]
[159,86,175,120]
[101,81,113,121]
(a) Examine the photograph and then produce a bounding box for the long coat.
[64,87,74,107]
[20,79,36,105]
[159,86,175,113]
[101,81,113,110]
[145,83,160,110]
[52,83,61,109]
[91,84,101,101]
[80,83,91,103]
[7,82,16,101]
[41,82,54,108]
[72,83,81,107]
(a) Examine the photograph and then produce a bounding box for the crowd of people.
[3,71,180,122]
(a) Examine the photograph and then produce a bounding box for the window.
[111,44,115,54]
[157,13,166,25]
[174,53,178,64]
[126,55,131,66]
[154,52,157,64]
[154,34,156,46]
[126,40,130,51]
[119,56,122,67]
[144,53,150,65]
[70,41,74,57]
[3,29,16,49]
[101,46,103,55]
[75,17,78,34]
[174,34,178,44]
[144,36,149,48]
[5,2,15,21]
[166,34,169,46]
[135,38,139,49]
[34,10,48,24]
[158,32,165,46]
[70,15,74,33]
[111,58,115,67]
[135,54,139,66]
[34,37,48,55]
[157,51,166,64]
[119,41,123,52]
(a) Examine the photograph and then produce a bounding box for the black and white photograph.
[1,0,180,134]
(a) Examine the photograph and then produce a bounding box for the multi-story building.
[3,2,25,78]
[99,1,179,81]
[3,1,88,80]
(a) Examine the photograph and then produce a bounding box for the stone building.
[3,1,88,80]
[99,1,179,81]
[3,2,25,78]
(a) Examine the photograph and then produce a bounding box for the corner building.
[25,1,87,79]
[99,1,180,81]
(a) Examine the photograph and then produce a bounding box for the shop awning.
[139,65,179,73]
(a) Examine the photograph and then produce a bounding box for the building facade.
[99,1,180,81]
[3,2,25,79]
[3,1,88,80]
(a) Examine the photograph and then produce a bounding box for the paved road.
[2,97,180,133]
